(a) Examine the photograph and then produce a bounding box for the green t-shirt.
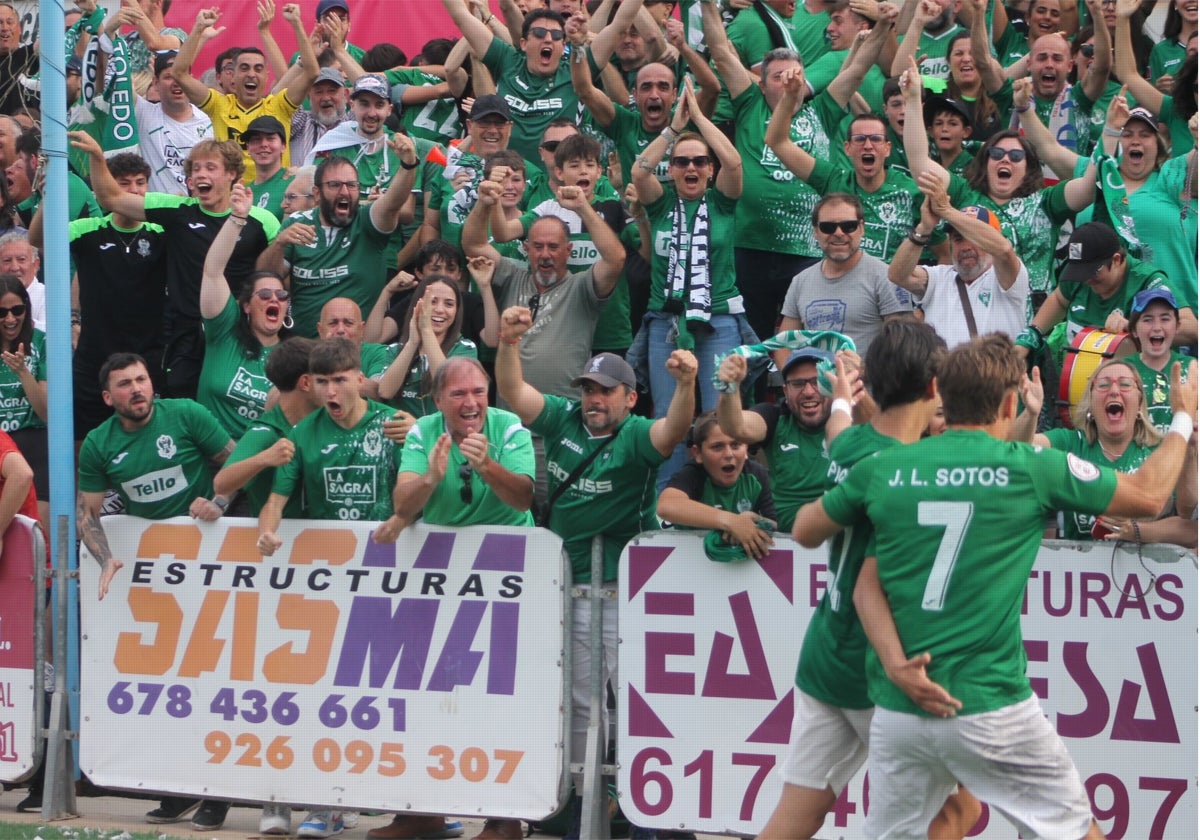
[643,185,740,313]
[1043,428,1154,540]
[1060,257,1174,344]
[597,102,669,188]
[281,205,391,337]
[805,52,886,114]
[726,2,830,67]
[751,402,829,533]
[324,130,411,269]
[481,38,581,167]
[224,404,307,516]
[1161,94,1195,158]
[400,408,535,528]
[822,429,1118,716]
[426,145,486,251]
[903,25,967,80]
[273,399,401,521]
[198,297,275,438]
[529,395,664,583]
[1032,83,1094,158]
[17,171,102,223]
[385,68,462,146]
[1149,40,1188,87]
[796,423,898,709]
[250,168,291,221]
[947,174,1073,293]
[381,337,477,418]
[806,160,924,262]
[1127,352,1190,437]
[77,399,230,518]
[0,328,45,431]
[731,85,834,257]
[660,460,775,529]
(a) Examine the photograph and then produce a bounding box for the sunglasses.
[670,154,711,168]
[529,26,566,41]
[528,293,542,322]
[816,219,860,234]
[540,140,561,153]
[848,133,887,145]
[987,146,1027,163]
[252,288,291,302]
[1080,44,1095,58]
[458,463,474,505]
[0,304,26,318]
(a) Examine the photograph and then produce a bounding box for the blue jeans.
[640,311,747,492]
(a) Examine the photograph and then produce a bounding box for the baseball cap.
[1060,223,1123,285]
[470,94,512,122]
[1130,287,1179,315]
[1125,106,1159,132]
[572,353,637,391]
[66,55,83,75]
[781,347,834,378]
[316,0,350,20]
[923,94,972,129]
[242,115,286,141]
[350,74,390,102]
[946,205,1002,236]
[312,67,345,88]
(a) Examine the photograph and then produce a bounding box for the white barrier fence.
[0,516,45,784]
[618,532,1197,839]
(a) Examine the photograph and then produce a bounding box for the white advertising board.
[618,532,1197,839]
[0,517,43,783]
[81,517,566,819]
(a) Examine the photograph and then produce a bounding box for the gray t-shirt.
[492,258,607,401]
[781,252,910,354]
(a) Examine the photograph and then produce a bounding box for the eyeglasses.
[848,133,887,144]
[0,304,26,318]
[282,192,311,202]
[670,155,711,168]
[785,376,821,391]
[987,146,1027,163]
[1080,44,1095,58]
[321,180,358,191]
[540,140,561,153]
[458,463,474,505]
[1094,376,1137,392]
[529,26,566,41]
[528,293,542,321]
[252,288,290,302]
[816,219,860,234]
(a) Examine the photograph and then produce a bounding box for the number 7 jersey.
[821,430,1117,717]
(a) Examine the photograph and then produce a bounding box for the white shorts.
[778,690,873,794]
[864,697,1093,840]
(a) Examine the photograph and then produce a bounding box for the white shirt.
[27,279,45,332]
[914,261,1030,348]
[135,97,214,195]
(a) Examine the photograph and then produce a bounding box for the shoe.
[192,800,230,831]
[15,791,41,813]
[146,797,201,824]
[367,815,447,839]
[261,803,292,835]
[442,820,464,838]
[471,819,523,840]
[299,810,345,838]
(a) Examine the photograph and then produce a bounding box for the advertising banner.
[81,517,566,819]
[619,532,1197,839]
[0,516,42,783]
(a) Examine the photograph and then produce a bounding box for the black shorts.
[8,426,48,500]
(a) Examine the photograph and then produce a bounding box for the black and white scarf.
[665,195,712,351]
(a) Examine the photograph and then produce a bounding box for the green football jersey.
[77,399,230,518]
[1043,428,1154,540]
[643,186,740,312]
[752,402,829,533]
[822,429,1118,716]
[806,160,924,262]
[381,337,477,418]
[198,297,275,438]
[1060,257,1174,344]
[1128,352,1190,436]
[250,169,290,221]
[0,328,45,431]
[224,404,307,516]
[795,424,898,709]
[385,68,462,145]
[400,408,536,528]
[481,38,582,167]
[529,395,665,583]
[273,399,401,521]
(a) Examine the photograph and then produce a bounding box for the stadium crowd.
[0,0,1197,837]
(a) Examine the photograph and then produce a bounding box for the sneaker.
[191,800,230,831]
[298,810,345,838]
[441,820,464,838]
[261,803,292,835]
[146,797,201,824]
[15,791,41,813]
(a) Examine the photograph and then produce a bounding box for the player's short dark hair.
[419,38,455,66]
[522,8,566,39]
[363,43,406,72]
[309,337,360,376]
[554,133,602,169]
[937,333,1023,426]
[414,239,463,275]
[431,356,489,399]
[107,153,152,181]
[865,318,946,413]
[265,337,317,391]
[99,352,149,390]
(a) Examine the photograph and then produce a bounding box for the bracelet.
[211,495,229,513]
[1014,101,1033,113]
[1169,411,1194,442]
[485,13,495,25]
[1102,127,1123,138]
[1131,519,1141,546]
[663,125,680,138]
[230,216,248,226]
[500,335,521,345]
[400,158,418,170]
[830,398,853,418]
[907,229,931,246]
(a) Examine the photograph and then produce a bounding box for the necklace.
[112,227,142,254]
[1098,439,1126,461]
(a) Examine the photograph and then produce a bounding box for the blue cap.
[1131,287,1179,315]
[781,347,834,377]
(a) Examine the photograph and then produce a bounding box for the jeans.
[735,247,818,347]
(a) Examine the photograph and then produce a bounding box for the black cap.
[242,115,287,141]
[153,51,178,77]
[470,94,512,122]
[66,55,83,75]
[923,94,972,129]
[1060,223,1123,285]
[572,353,636,391]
